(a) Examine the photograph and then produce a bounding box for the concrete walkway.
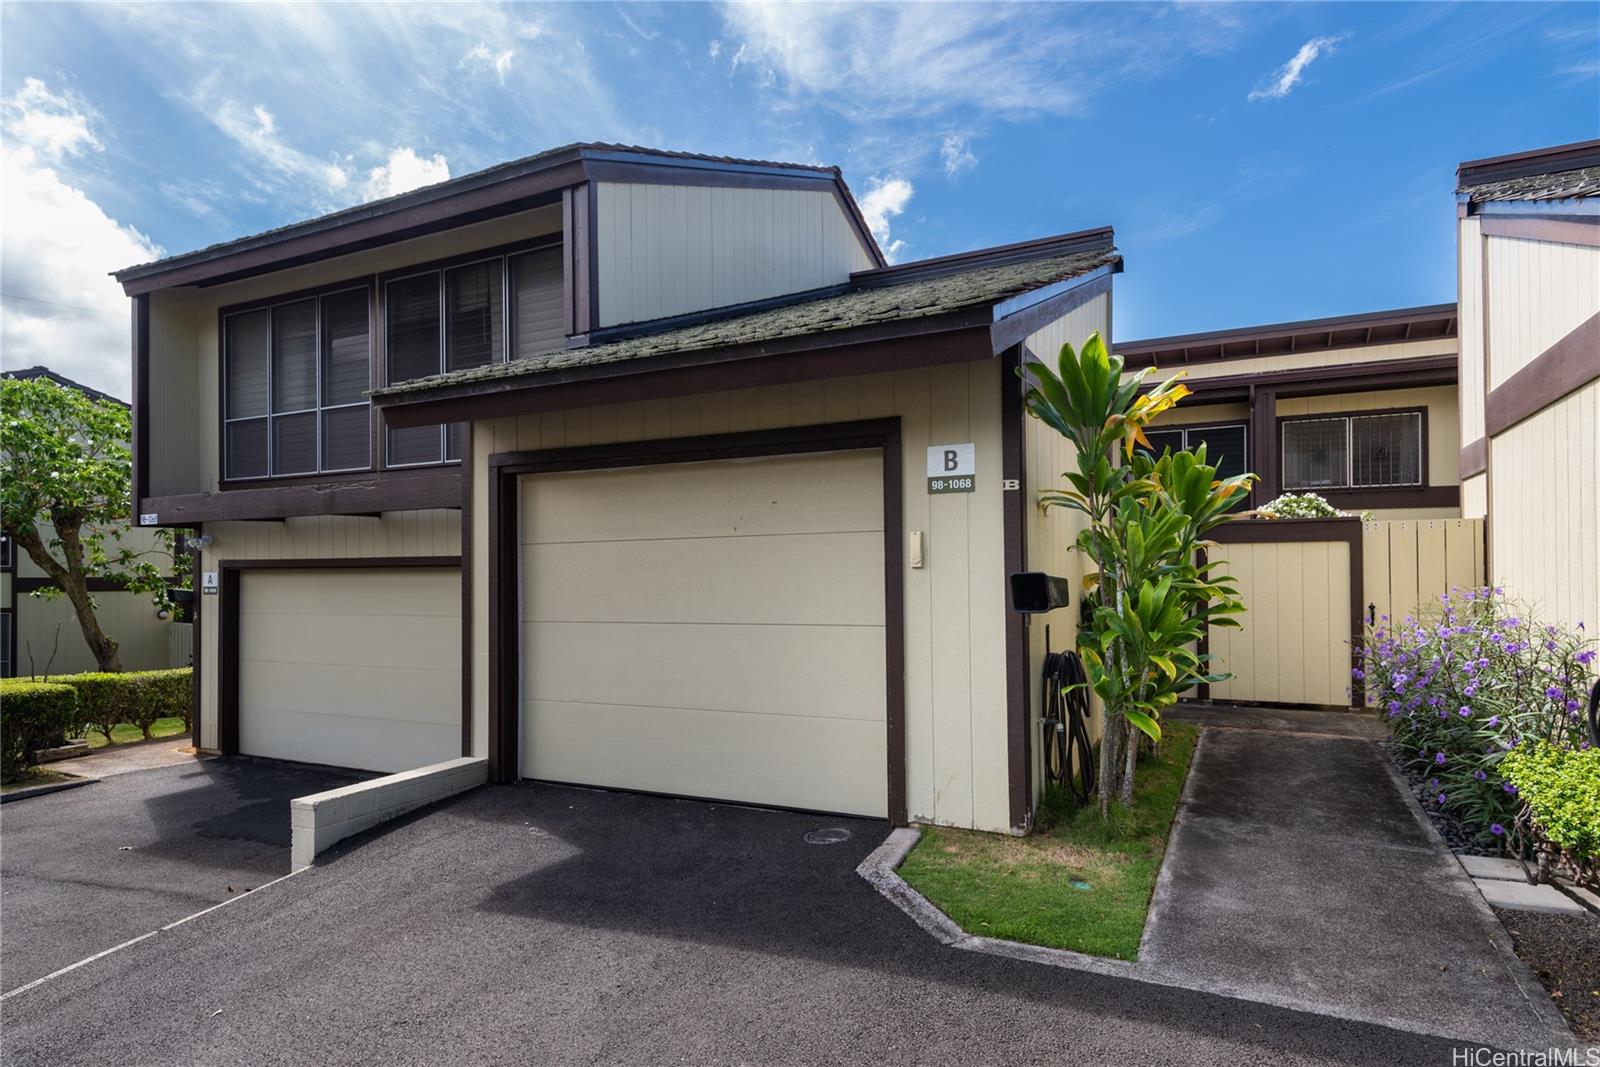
[1150,705,1571,1049]
[48,735,205,779]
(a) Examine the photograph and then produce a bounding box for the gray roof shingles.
[1459,164,1600,204]
[372,246,1118,400]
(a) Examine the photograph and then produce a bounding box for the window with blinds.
[222,287,372,481]
[383,241,563,467]
[1282,411,1422,490]
[1136,423,1249,481]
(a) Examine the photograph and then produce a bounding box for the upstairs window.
[223,287,372,481]
[1137,423,1249,481]
[383,242,563,467]
[1282,411,1422,490]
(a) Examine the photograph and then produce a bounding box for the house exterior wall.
[1459,214,1600,634]
[470,359,1015,831]
[193,510,462,751]
[593,182,876,328]
[147,205,563,497]
[1136,336,1457,383]
[1020,291,1110,799]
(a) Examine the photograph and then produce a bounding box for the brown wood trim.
[1174,355,1458,402]
[14,576,169,594]
[132,293,150,524]
[1484,310,1600,437]
[1119,304,1457,368]
[1275,405,1433,501]
[137,466,462,526]
[1459,436,1487,478]
[1479,214,1600,248]
[190,532,202,745]
[118,165,582,295]
[1248,386,1277,510]
[485,419,909,823]
[1211,517,1364,707]
[561,185,593,338]
[999,349,1031,832]
[379,322,995,429]
[988,269,1114,354]
[460,424,474,758]
[216,556,462,758]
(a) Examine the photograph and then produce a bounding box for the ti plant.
[1022,332,1254,813]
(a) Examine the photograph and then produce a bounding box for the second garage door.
[238,567,461,773]
[520,450,888,817]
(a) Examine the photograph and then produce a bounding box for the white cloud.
[207,94,350,191]
[939,134,977,178]
[859,177,913,262]
[363,147,451,202]
[708,38,722,61]
[463,41,516,82]
[1248,34,1347,101]
[1,81,161,400]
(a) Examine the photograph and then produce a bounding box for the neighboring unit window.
[0,533,13,569]
[1282,411,1422,490]
[384,242,562,467]
[1137,423,1249,481]
[223,288,371,481]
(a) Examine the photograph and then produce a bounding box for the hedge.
[0,680,78,782]
[16,668,193,744]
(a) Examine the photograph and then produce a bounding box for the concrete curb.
[858,728,1582,1051]
[0,775,97,804]
[291,756,487,870]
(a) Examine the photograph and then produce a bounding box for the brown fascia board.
[1118,303,1457,368]
[851,226,1115,289]
[113,145,882,295]
[1456,138,1600,188]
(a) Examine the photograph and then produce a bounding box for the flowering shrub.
[1258,492,1344,519]
[1355,586,1596,851]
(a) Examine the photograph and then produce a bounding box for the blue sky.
[2,2,1596,398]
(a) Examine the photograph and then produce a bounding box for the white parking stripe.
[1,868,306,1001]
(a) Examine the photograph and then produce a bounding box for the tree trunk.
[11,521,123,673]
[1120,727,1139,806]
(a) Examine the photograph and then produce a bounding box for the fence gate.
[1201,518,1485,710]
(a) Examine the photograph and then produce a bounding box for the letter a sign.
[926,443,976,494]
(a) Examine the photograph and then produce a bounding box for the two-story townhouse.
[117,143,1121,834]
[1454,139,1599,636]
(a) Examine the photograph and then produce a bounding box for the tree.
[1,376,185,674]
[1022,332,1254,814]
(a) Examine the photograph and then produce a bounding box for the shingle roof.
[373,245,1119,399]
[1459,164,1600,204]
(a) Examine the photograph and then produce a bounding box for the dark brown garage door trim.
[487,418,908,824]
[217,556,463,758]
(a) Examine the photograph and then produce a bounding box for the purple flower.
[1545,685,1563,701]
[1476,658,1489,670]
[1490,823,1505,836]
[1487,715,1499,727]
[1503,782,1518,795]
[1577,650,1597,666]
[1458,707,1472,718]
[1474,770,1487,781]
[1429,778,1439,788]
[1464,685,1478,697]
[1351,668,1365,680]
[1436,793,1448,804]
[1434,752,1447,765]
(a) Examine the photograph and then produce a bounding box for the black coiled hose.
[1042,649,1096,804]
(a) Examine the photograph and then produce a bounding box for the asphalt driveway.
[1,757,361,990]
[3,780,1471,1066]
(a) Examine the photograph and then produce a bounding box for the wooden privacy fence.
[168,621,194,668]
[1201,518,1485,709]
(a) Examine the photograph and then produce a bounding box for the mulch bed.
[1494,907,1600,1042]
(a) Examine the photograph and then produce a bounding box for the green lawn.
[83,716,189,748]
[898,719,1198,961]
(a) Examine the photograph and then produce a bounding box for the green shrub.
[131,669,192,736]
[1503,742,1600,886]
[50,668,193,743]
[0,680,79,782]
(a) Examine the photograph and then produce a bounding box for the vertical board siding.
[1457,216,1486,445]
[1363,520,1486,625]
[471,360,1014,831]
[148,289,201,497]
[13,591,185,677]
[1147,336,1457,383]
[1483,236,1600,389]
[593,182,876,328]
[194,510,462,750]
[1020,293,1110,798]
[1206,540,1351,707]
[1488,381,1600,634]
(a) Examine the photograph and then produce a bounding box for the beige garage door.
[520,450,888,817]
[239,567,460,773]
